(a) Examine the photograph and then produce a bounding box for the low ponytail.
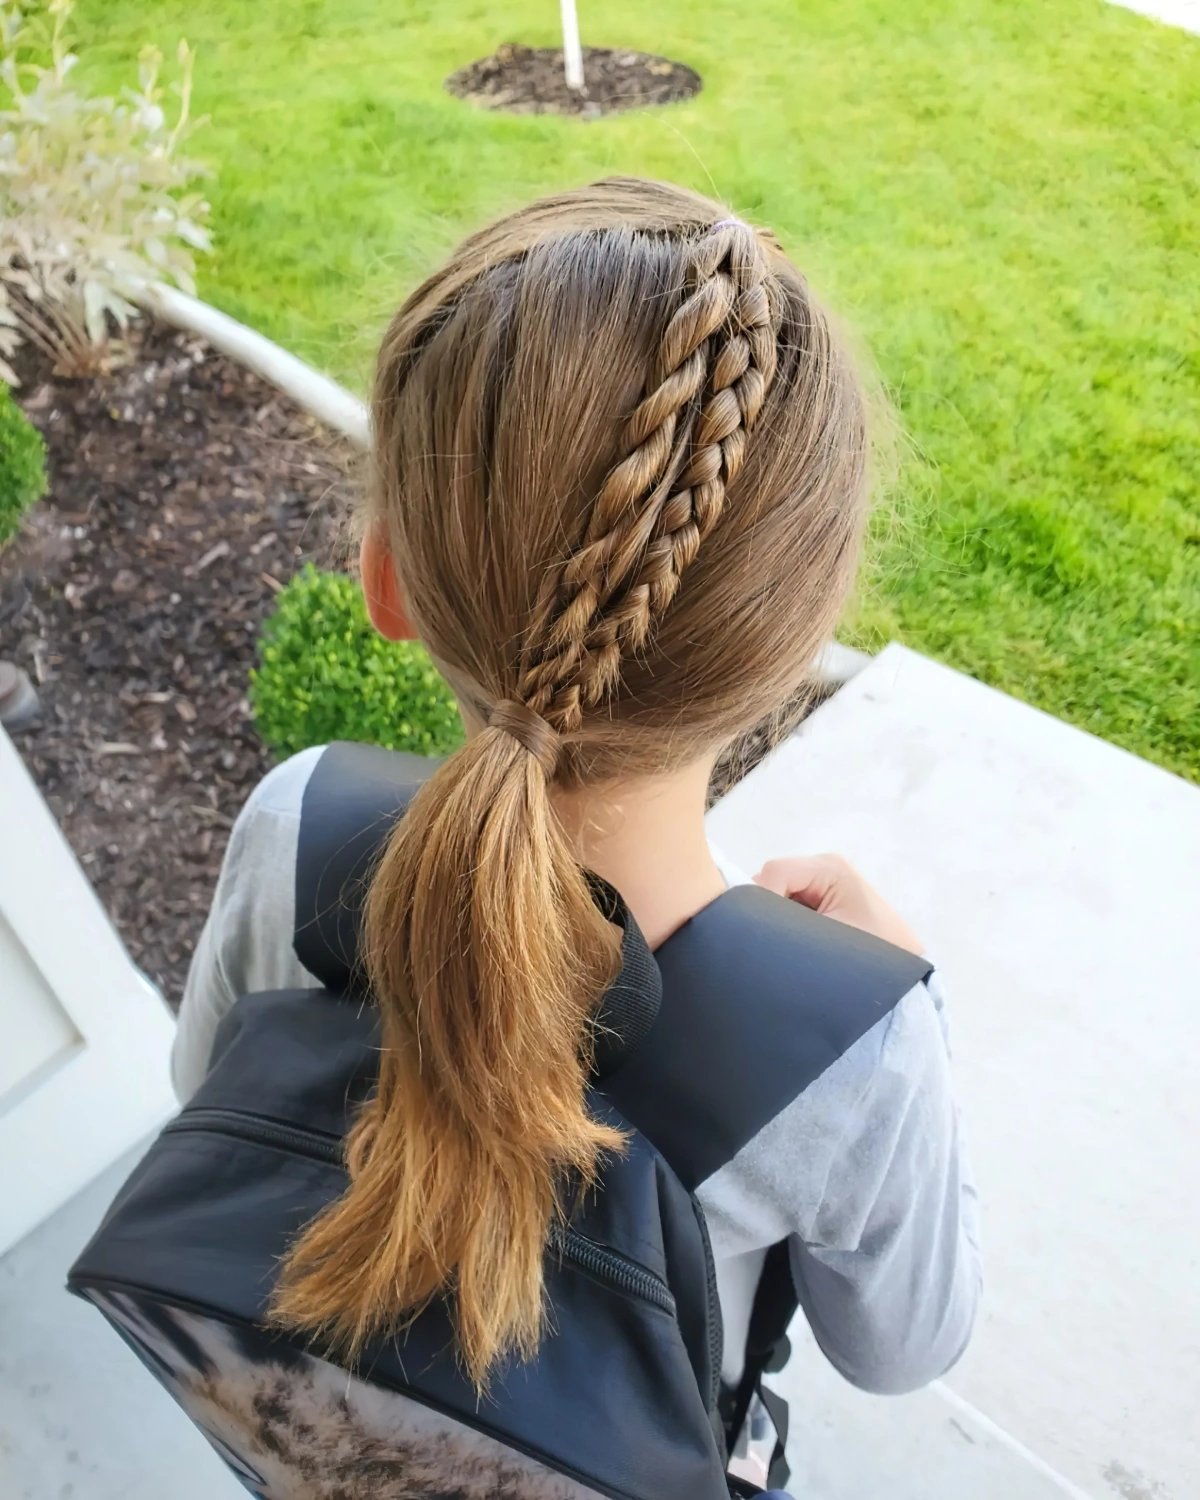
[269,714,623,1387]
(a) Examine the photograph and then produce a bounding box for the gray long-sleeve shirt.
[174,746,981,1394]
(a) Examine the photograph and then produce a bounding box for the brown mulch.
[445,44,701,118]
[709,685,830,809]
[0,323,353,1004]
[0,317,825,1006]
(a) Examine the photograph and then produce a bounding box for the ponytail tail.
[269,726,623,1387]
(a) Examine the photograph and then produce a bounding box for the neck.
[552,757,726,949]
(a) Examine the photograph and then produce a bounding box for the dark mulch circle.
[445,44,701,118]
[0,324,353,1004]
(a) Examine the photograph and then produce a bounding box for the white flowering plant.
[0,0,211,383]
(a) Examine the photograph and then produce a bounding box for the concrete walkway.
[0,1142,244,1500]
[708,645,1200,1500]
[1108,0,1200,35]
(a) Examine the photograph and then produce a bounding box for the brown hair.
[270,178,869,1386]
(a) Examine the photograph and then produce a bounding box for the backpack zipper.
[548,1227,676,1316]
[691,1194,725,1423]
[163,1106,344,1163]
[163,1107,676,1317]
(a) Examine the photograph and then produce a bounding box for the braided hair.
[520,220,781,730]
[271,180,868,1388]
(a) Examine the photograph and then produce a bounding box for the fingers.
[754,853,925,954]
[753,857,802,896]
[754,854,854,912]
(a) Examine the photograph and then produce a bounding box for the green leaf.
[0,382,46,545]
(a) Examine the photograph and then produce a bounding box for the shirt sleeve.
[697,970,982,1396]
[171,746,326,1102]
[791,966,981,1393]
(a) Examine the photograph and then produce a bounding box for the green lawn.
[75,0,1200,779]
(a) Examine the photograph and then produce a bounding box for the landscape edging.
[139,283,370,449]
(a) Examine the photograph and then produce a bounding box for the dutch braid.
[517,221,782,733]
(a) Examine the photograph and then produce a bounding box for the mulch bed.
[445,44,701,117]
[0,317,819,1006]
[1,323,352,1005]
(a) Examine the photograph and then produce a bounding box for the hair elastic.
[489,699,561,777]
[709,216,751,233]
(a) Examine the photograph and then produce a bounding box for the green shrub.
[0,385,46,546]
[250,565,465,759]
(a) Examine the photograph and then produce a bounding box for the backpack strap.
[293,746,931,1155]
[292,743,667,1049]
[601,881,930,1494]
[601,882,931,1191]
[293,740,437,992]
[718,1241,796,1490]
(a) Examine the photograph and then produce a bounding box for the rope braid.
[516,221,782,735]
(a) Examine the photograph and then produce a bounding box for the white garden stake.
[559,0,585,92]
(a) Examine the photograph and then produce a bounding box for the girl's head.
[271,178,870,1385]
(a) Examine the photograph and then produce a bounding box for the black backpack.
[69,742,929,1500]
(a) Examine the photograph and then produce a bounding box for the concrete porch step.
[708,644,1199,1500]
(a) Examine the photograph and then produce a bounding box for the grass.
[73,0,1200,779]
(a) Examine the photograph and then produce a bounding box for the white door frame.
[0,724,177,1252]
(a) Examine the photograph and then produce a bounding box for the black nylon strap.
[587,874,663,1079]
[723,1240,797,1484]
[757,1383,791,1491]
[293,741,437,992]
[601,883,932,1190]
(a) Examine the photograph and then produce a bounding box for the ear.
[360,526,418,642]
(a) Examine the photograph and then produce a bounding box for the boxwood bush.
[0,385,46,546]
[251,565,465,759]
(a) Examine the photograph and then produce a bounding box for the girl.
[174,178,980,1490]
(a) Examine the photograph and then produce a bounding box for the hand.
[753,854,926,955]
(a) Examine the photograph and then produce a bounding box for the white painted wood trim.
[0,725,178,1252]
[816,640,870,687]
